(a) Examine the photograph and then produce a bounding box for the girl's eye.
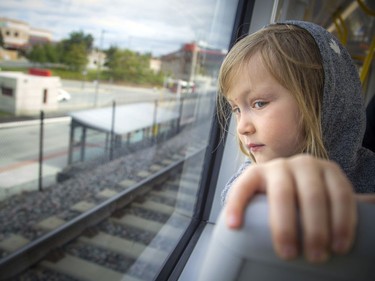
[253,101,268,108]
[231,107,240,115]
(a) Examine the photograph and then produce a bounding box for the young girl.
[218,21,375,263]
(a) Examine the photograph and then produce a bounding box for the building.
[160,42,227,82]
[28,27,53,47]
[149,57,161,73]
[87,49,107,70]
[0,47,19,60]
[0,70,61,116]
[0,17,52,51]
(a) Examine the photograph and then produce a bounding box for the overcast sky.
[0,0,238,56]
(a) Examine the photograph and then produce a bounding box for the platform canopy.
[70,102,179,135]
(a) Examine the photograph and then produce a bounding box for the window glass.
[0,0,238,279]
[1,86,13,97]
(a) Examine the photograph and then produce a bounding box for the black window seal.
[155,0,256,280]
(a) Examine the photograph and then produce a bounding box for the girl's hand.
[225,154,357,263]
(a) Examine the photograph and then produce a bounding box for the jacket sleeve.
[221,159,252,206]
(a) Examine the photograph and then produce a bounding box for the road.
[0,81,178,201]
[58,80,176,112]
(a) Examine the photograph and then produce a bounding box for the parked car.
[57,89,71,102]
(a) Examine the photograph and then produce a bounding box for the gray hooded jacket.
[221,20,375,204]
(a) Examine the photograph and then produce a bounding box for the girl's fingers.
[225,155,357,264]
[292,156,330,263]
[225,167,264,228]
[323,161,357,255]
[266,159,298,260]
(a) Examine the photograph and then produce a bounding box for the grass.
[0,111,12,118]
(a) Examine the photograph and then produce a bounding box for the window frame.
[154,1,256,280]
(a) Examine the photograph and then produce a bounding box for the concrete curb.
[0,116,71,129]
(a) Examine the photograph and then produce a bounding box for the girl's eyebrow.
[226,97,240,106]
[227,88,252,102]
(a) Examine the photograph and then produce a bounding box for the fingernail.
[227,214,239,228]
[333,238,348,254]
[280,244,297,260]
[307,248,328,263]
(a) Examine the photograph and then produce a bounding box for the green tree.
[27,44,47,63]
[59,31,93,70]
[44,43,59,63]
[54,42,65,63]
[61,31,93,54]
[105,47,163,85]
[64,43,88,71]
[25,30,93,69]
[104,45,118,68]
[27,43,60,64]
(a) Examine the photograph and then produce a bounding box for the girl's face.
[227,54,304,163]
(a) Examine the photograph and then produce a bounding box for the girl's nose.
[237,114,255,136]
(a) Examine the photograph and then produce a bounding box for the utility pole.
[94,30,105,107]
[189,42,199,83]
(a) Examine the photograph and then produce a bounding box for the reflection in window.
[274,0,374,99]
[0,0,239,280]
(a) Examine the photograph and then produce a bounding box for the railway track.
[0,145,205,281]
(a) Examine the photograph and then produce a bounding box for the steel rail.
[0,148,202,280]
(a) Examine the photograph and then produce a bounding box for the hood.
[283,20,375,192]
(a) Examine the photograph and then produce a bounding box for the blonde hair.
[218,24,328,162]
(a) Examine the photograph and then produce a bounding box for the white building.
[0,17,52,50]
[87,50,107,70]
[0,71,61,116]
[150,57,161,73]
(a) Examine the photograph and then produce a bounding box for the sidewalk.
[0,116,72,201]
[0,116,71,129]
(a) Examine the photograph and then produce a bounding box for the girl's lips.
[247,144,264,152]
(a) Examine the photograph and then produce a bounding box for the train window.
[0,0,239,280]
[1,0,373,280]
[195,0,375,280]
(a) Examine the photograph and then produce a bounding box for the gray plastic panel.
[198,195,375,281]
